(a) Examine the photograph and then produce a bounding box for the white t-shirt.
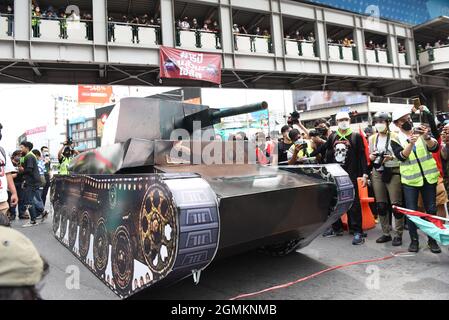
[0,148,15,202]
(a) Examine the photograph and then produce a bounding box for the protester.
[321,111,369,245]
[287,129,314,165]
[58,140,79,175]
[0,226,49,300]
[391,108,441,253]
[0,124,18,222]
[368,112,404,246]
[278,125,292,163]
[31,149,48,222]
[9,150,25,220]
[19,141,41,227]
[40,146,51,206]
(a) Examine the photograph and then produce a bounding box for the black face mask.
[401,121,413,131]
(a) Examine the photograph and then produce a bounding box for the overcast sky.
[0,84,291,154]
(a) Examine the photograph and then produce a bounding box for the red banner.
[78,85,113,105]
[159,46,221,85]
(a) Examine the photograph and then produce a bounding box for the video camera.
[62,137,75,157]
[308,127,328,139]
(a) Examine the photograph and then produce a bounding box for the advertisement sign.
[159,46,222,85]
[292,90,368,111]
[25,126,47,136]
[78,85,113,105]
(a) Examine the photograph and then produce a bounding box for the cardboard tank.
[50,97,354,299]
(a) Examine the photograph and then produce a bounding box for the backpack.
[0,146,6,166]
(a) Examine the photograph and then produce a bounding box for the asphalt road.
[13,216,449,300]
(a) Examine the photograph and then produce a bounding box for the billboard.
[159,46,222,85]
[292,90,368,112]
[78,85,113,105]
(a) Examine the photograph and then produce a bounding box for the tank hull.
[50,164,353,298]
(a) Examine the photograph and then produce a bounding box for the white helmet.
[392,108,410,122]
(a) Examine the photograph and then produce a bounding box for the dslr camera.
[373,151,385,170]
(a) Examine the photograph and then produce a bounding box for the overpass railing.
[175,29,221,50]
[31,17,93,41]
[365,48,392,64]
[234,33,273,54]
[328,43,358,61]
[108,22,161,46]
[284,38,316,58]
[0,13,13,38]
[418,45,449,67]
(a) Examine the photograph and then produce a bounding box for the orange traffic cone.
[341,178,376,231]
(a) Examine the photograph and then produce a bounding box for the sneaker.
[408,240,419,253]
[40,210,49,222]
[428,239,441,254]
[22,220,38,228]
[350,231,368,237]
[376,235,392,243]
[392,237,402,247]
[322,228,343,238]
[352,233,365,245]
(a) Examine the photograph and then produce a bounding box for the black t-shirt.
[23,154,41,188]
[278,139,293,163]
[325,132,368,181]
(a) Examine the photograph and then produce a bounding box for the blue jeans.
[34,189,44,214]
[23,186,40,222]
[402,181,436,241]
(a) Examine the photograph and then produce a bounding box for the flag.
[393,206,449,245]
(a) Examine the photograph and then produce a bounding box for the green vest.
[59,157,71,175]
[398,136,439,187]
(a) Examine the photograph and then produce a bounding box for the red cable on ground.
[229,251,410,300]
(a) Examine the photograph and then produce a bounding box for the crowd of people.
[417,37,449,53]
[30,3,93,39]
[176,16,220,33]
[285,31,315,42]
[262,104,448,253]
[328,37,355,47]
[365,40,388,50]
[0,135,78,227]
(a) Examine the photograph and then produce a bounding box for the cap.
[0,226,45,287]
[392,108,410,122]
[335,111,350,121]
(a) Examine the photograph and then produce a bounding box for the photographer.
[278,125,292,163]
[309,119,332,163]
[287,129,314,165]
[391,109,441,253]
[40,146,51,206]
[368,112,404,246]
[57,139,79,176]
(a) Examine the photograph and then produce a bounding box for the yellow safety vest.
[58,157,71,175]
[397,136,439,187]
[291,140,314,158]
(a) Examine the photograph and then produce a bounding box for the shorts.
[0,201,9,215]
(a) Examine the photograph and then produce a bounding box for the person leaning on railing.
[31,7,41,38]
[59,12,67,39]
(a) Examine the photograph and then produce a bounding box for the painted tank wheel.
[111,226,133,296]
[68,207,78,250]
[79,211,91,260]
[139,183,177,275]
[93,217,109,274]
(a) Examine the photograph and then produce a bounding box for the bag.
[381,166,393,183]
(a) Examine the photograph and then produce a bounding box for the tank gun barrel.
[211,101,268,121]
